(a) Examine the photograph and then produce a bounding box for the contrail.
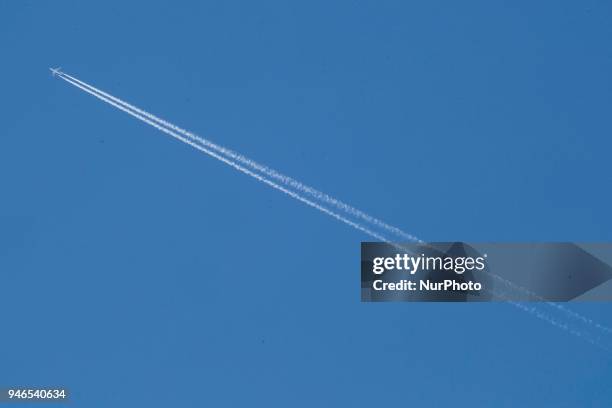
[487,287,611,352]
[505,298,610,352]
[56,74,391,243]
[53,70,611,350]
[488,271,612,335]
[59,72,420,243]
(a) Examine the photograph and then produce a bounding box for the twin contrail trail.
[59,72,421,244]
[52,69,612,350]
[55,72,391,243]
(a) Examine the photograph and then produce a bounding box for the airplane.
[49,67,62,77]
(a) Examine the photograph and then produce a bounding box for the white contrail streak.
[487,270,612,335]
[59,72,420,243]
[488,287,611,352]
[57,74,391,243]
[54,71,611,351]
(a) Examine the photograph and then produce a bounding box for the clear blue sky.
[1,1,611,406]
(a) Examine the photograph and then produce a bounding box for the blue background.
[1,1,611,406]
